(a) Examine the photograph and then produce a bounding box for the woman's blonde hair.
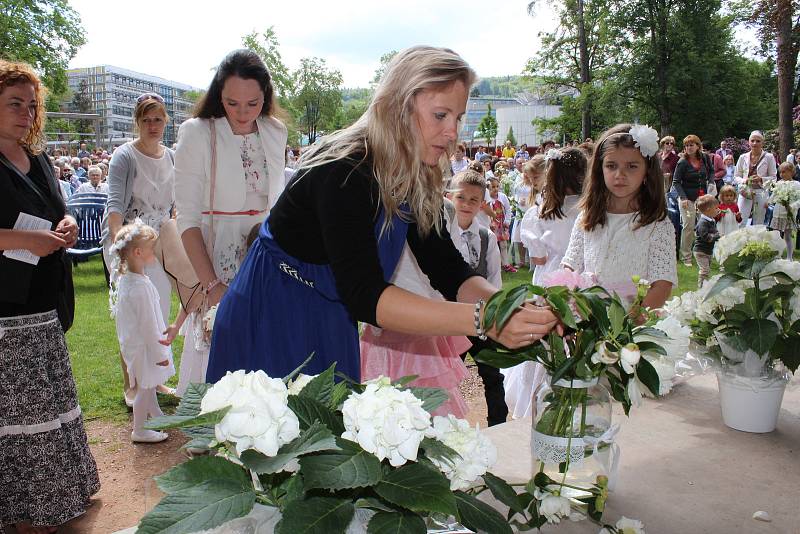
[113,223,158,275]
[134,97,168,133]
[779,161,795,175]
[0,60,47,154]
[524,154,546,206]
[295,46,477,237]
[718,184,737,201]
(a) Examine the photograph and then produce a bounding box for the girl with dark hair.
[562,124,676,308]
[506,147,587,419]
[174,49,288,308]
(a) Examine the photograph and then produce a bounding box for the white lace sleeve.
[561,213,585,272]
[646,219,678,285]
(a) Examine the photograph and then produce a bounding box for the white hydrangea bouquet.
[137,360,635,533]
[664,226,800,378]
[769,180,800,229]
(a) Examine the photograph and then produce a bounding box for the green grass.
[67,256,182,423]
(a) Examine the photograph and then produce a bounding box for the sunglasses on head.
[137,92,164,104]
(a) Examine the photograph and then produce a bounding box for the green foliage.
[277,496,355,534]
[0,0,86,96]
[292,57,343,144]
[374,463,457,516]
[367,511,427,534]
[506,126,517,146]
[371,50,398,87]
[477,104,499,147]
[242,27,292,97]
[299,438,383,490]
[241,422,339,475]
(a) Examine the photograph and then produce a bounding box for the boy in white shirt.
[447,169,507,426]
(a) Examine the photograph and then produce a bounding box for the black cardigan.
[269,157,476,326]
[0,152,71,317]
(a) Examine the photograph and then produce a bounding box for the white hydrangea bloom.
[286,373,317,396]
[663,292,700,325]
[760,259,800,290]
[714,226,786,264]
[200,370,300,458]
[424,415,497,491]
[341,376,431,466]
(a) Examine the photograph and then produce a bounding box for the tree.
[0,0,86,97]
[371,50,397,87]
[292,57,343,144]
[526,0,619,140]
[71,78,93,134]
[242,27,292,98]
[477,104,498,149]
[470,86,480,97]
[506,126,517,147]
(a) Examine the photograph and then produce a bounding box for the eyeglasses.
[663,142,674,145]
[137,92,164,104]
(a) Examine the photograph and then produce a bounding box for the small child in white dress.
[562,123,677,310]
[504,147,588,419]
[110,221,175,443]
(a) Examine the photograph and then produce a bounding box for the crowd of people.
[2,44,799,533]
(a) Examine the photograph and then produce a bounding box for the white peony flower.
[425,415,497,491]
[591,341,620,365]
[286,373,317,396]
[635,316,690,362]
[616,516,646,534]
[545,148,562,161]
[627,376,643,407]
[535,489,573,524]
[341,376,431,467]
[619,343,641,374]
[203,305,218,333]
[200,370,300,458]
[628,124,660,158]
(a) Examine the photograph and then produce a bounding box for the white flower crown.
[544,148,562,162]
[108,218,148,316]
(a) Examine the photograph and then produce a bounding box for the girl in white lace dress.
[562,124,677,309]
[504,147,588,418]
[110,222,175,443]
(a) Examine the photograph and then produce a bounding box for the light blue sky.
[69,0,558,89]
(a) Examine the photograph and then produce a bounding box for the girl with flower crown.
[562,124,678,309]
[109,222,175,443]
[503,147,588,419]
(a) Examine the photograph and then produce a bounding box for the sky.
[68,0,558,89]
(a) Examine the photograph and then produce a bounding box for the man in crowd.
[77,142,91,159]
[71,157,87,181]
[502,140,516,159]
[75,165,109,194]
[715,141,730,159]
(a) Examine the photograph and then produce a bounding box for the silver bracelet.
[474,299,487,341]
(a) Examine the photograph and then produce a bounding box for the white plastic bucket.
[716,373,787,433]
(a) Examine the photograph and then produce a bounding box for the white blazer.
[174,115,288,234]
[733,151,777,187]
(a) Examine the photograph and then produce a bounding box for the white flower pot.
[716,373,788,433]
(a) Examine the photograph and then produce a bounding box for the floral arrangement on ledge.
[664,226,800,378]
[136,360,646,534]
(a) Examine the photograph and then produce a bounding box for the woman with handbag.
[0,60,100,534]
[735,130,777,227]
[102,92,176,405]
[174,50,287,308]
[206,46,558,383]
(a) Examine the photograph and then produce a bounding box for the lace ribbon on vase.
[531,432,588,466]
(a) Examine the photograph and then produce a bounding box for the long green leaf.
[282,352,316,383]
[547,293,577,330]
[145,406,230,431]
[607,300,625,337]
[407,386,449,413]
[155,455,249,495]
[483,289,507,329]
[454,490,513,534]
[636,357,661,397]
[137,480,255,534]
[299,440,383,490]
[298,362,336,405]
[473,347,536,369]
[240,421,339,474]
[635,341,667,357]
[772,335,800,373]
[419,436,462,468]
[367,511,427,534]
[276,496,355,534]
[374,463,457,516]
[741,318,779,355]
[495,286,530,330]
[174,382,211,417]
[704,273,745,303]
[482,472,524,514]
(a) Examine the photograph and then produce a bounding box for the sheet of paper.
[2,212,52,265]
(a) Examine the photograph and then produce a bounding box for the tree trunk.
[775,0,796,157]
[577,0,592,140]
[652,0,671,135]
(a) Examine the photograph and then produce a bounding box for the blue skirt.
[207,213,407,383]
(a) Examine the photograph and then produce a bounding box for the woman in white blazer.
[174,49,288,308]
[734,130,777,226]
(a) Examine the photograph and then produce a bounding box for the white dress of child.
[114,272,175,389]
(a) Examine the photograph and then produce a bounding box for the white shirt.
[521,195,581,286]
[76,182,109,194]
[451,158,469,175]
[562,212,678,303]
[448,217,502,289]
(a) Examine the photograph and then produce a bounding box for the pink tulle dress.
[359,244,471,418]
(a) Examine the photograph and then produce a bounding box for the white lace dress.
[561,212,678,303]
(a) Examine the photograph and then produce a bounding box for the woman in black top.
[672,134,713,266]
[0,60,99,534]
[207,47,558,382]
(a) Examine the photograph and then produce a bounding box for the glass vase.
[531,377,612,498]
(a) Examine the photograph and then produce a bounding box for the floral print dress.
[205,131,270,284]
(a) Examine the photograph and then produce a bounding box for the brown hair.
[0,60,47,154]
[450,169,485,191]
[682,134,702,162]
[580,123,666,231]
[468,160,484,176]
[539,148,587,220]
[695,194,718,212]
[134,97,168,131]
[195,49,282,120]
